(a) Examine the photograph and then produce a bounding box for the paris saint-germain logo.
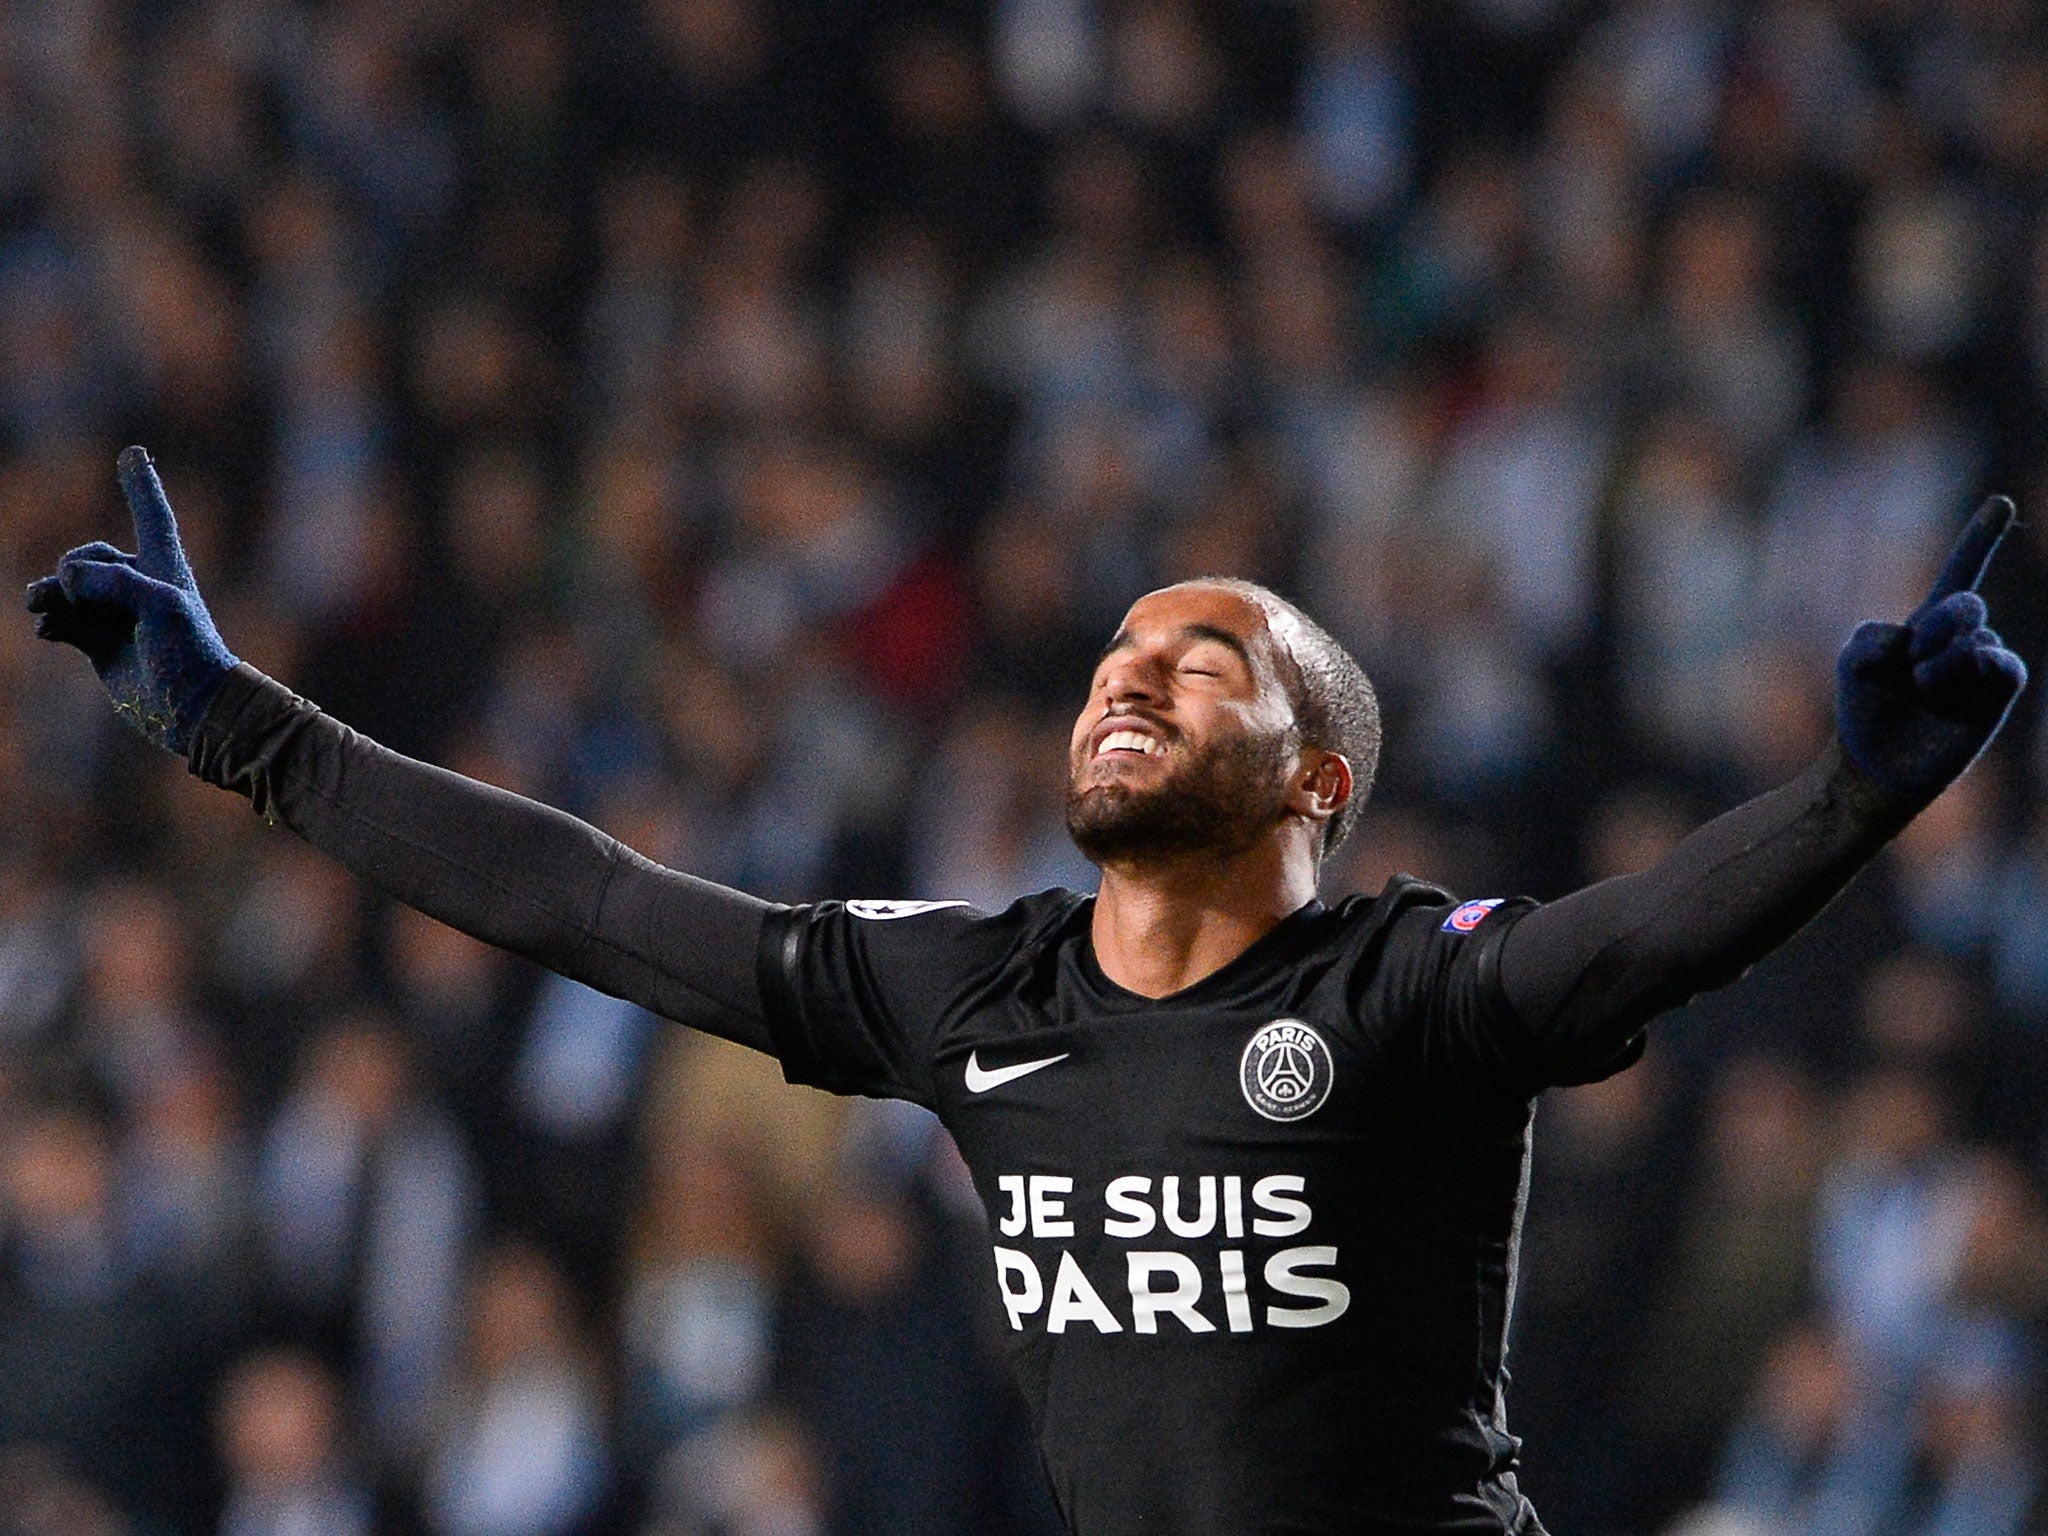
[1240,1019,1334,1123]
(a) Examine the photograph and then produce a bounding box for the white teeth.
[1098,730,1160,757]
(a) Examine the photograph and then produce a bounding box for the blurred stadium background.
[2,0,2048,1533]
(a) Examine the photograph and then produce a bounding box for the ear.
[1287,748,1353,832]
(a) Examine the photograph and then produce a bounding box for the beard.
[1065,723,1296,865]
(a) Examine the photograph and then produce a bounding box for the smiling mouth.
[1095,729,1164,759]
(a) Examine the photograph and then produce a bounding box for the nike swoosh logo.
[965,1050,1071,1093]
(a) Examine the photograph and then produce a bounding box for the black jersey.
[761,884,1640,1536]
[191,668,1920,1536]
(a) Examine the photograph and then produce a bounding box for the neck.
[1089,835,1321,998]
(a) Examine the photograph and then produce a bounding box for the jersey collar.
[1070,897,1331,1012]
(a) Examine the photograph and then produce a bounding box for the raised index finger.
[116,445,195,589]
[1924,495,2016,607]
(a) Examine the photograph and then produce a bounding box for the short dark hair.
[1197,579,1381,857]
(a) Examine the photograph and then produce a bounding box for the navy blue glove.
[24,447,238,755]
[1837,496,2029,800]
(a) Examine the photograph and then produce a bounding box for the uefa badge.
[1441,898,1503,933]
[1240,1019,1334,1123]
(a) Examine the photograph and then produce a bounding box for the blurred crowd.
[2,0,2048,1533]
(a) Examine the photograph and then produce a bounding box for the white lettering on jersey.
[1218,1249,1255,1333]
[1265,1246,1351,1328]
[846,899,972,921]
[1102,1176,1155,1238]
[1047,1252,1122,1334]
[996,1175,1027,1237]
[1160,1175,1217,1238]
[990,1172,1349,1336]
[994,1247,1042,1329]
[1251,1175,1312,1237]
[1029,1175,1075,1238]
[1127,1252,1215,1334]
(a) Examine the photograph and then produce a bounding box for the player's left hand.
[1836,496,2029,799]
[24,446,238,755]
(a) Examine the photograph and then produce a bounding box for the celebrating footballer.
[27,448,2027,1533]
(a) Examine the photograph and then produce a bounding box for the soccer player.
[27,448,2028,1535]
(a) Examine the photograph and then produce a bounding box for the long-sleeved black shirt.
[188,663,1923,1536]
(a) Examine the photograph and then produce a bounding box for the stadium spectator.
[424,1242,611,1536]
[214,1347,373,1536]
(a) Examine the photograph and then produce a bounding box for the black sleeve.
[1496,744,1922,1081]
[1365,885,1572,1087]
[757,895,1067,1108]
[187,664,777,1053]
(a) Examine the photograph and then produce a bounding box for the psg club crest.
[1240,1020,1334,1123]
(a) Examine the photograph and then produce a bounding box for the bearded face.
[1064,713,1300,865]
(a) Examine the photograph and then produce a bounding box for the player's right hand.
[24,446,239,755]
[1835,495,2028,800]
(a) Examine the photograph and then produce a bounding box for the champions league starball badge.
[1240,1019,1334,1122]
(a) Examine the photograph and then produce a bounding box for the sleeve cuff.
[184,662,321,804]
[1817,739,1926,842]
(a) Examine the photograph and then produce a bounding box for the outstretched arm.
[28,449,777,1054]
[1497,498,2029,1073]
[190,667,774,1049]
